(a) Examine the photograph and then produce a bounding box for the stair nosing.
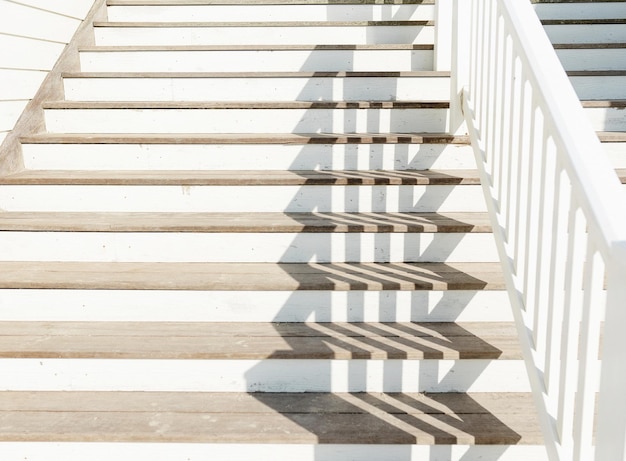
[20,132,470,145]
[0,211,492,233]
[79,44,434,51]
[106,0,436,5]
[93,20,434,27]
[42,100,451,109]
[61,71,451,78]
[0,169,480,186]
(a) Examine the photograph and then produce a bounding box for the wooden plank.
[0,169,479,185]
[0,261,506,290]
[0,211,492,232]
[0,393,541,445]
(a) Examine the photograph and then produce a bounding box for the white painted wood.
[0,358,531,392]
[106,4,436,22]
[22,142,477,171]
[12,0,96,19]
[545,24,626,44]
[0,185,488,212]
[0,35,65,70]
[556,48,626,71]
[43,107,449,134]
[534,2,626,20]
[583,107,626,132]
[0,232,498,263]
[62,75,451,102]
[602,143,626,168]
[0,133,6,145]
[0,289,513,322]
[570,75,626,100]
[93,24,435,46]
[0,101,28,132]
[79,49,433,72]
[0,442,550,461]
[0,2,81,43]
[0,70,47,100]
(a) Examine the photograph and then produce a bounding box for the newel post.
[596,240,626,461]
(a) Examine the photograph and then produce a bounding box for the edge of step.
[0,169,480,185]
[61,71,451,78]
[0,211,493,233]
[41,101,450,109]
[92,20,434,27]
[0,261,507,290]
[19,132,470,144]
[106,0,436,5]
[78,44,434,51]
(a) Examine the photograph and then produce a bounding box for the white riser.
[584,107,626,131]
[22,143,477,171]
[0,358,530,392]
[0,289,513,322]
[545,24,626,44]
[43,108,449,134]
[106,4,435,22]
[0,232,498,263]
[534,2,626,20]
[0,185,487,212]
[93,25,434,46]
[0,443,550,461]
[570,76,626,100]
[79,49,432,72]
[63,76,450,102]
[557,48,626,71]
[603,143,626,168]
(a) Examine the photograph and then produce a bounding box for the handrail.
[448,0,626,459]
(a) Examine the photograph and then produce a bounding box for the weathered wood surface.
[0,391,541,444]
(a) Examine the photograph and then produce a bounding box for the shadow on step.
[251,392,523,446]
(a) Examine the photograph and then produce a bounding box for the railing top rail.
[491,0,626,253]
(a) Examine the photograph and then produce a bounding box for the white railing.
[444,0,626,459]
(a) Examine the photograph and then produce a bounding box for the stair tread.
[43,100,450,109]
[107,0,436,5]
[542,18,626,24]
[0,169,480,185]
[0,211,492,233]
[79,43,434,50]
[0,321,520,360]
[62,71,450,78]
[20,132,470,144]
[0,261,506,290]
[93,20,434,27]
[598,130,626,142]
[0,391,541,444]
[568,70,626,76]
[553,42,626,48]
[581,99,626,107]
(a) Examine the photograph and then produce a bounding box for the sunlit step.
[556,45,626,71]
[533,1,626,20]
[61,72,451,102]
[543,20,626,44]
[93,21,435,46]
[0,227,497,263]
[582,100,626,131]
[569,71,626,100]
[42,101,450,134]
[0,288,513,322]
[21,133,475,171]
[78,46,433,72]
[106,2,436,22]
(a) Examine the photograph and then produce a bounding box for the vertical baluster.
[557,204,586,459]
[573,242,604,460]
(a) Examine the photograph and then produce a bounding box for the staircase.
[534,0,626,184]
[0,1,548,459]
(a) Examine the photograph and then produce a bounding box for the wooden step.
[78,45,434,72]
[0,211,491,233]
[105,1,435,22]
[60,71,451,102]
[106,0,436,5]
[0,391,541,445]
[580,99,626,130]
[42,100,450,134]
[0,169,478,185]
[554,43,626,71]
[0,261,506,290]
[92,21,435,47]
[0,321,520,360]
[534,0,626,21]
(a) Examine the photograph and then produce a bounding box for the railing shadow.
[242,2,522,459]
